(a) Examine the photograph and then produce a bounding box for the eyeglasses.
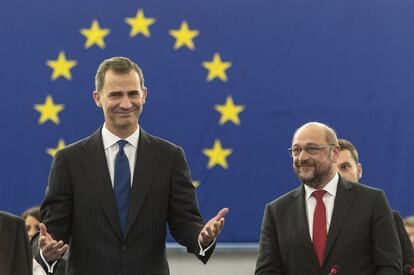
[288,144,335,157]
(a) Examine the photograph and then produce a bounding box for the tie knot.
[117,140,128,151]
[313,190,326,200]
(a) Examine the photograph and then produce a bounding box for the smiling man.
[255,122,402,275]
[32,57,229,275]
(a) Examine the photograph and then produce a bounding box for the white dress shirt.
[304,173,339,240]
[101,124,139,186]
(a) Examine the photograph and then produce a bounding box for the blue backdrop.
[1,0,414,243]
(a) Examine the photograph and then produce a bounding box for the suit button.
[121,246,127,252]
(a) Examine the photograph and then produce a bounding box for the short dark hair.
[95,56,145,92]
[21,206,41,222]
[338,139,359,164]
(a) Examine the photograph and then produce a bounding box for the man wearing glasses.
[255,122,401,274]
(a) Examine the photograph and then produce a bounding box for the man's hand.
[198,208,229,247]
[38,223,69,262]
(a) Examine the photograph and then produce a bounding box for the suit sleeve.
[34,149,73,273]
[167,147,213,263]
[255,204,284,275]
[372,191,402,275]
[393,211,414,267]
[13,217,32,275]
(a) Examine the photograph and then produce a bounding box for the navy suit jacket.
[34,128,212,275]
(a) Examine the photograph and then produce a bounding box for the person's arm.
[255,204,284,275]
[12,217,32,275]
[33,149,72,274]
[371,191,402,275]
[168,147,228,263]
[393,211,414,267]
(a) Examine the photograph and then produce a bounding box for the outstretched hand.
[38,223,69,262]
[198,208,229,247]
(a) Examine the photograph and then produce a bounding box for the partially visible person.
[22,206,41,241]
[23,206,66,275]
[255,122,401,274]
[0,210,32,275]
[404,216,414,249]
[337,138,414,270]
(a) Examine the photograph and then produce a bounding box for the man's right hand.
[39,223,69,262]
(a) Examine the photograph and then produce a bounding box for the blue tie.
[114,140,131,236]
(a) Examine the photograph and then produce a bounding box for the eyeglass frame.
[287,144,336,157]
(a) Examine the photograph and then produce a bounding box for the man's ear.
[93,91,102,107]
[142,88,148,104]
[357,163,363,180]
[331,145,340,163]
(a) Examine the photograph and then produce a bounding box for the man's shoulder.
[267,185,302,208]
[344,179,384,195]
[56,129,101,155]
[141,129,182,152]
[0,211,24,225]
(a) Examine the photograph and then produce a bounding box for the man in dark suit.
[337,138,414,271]
[33,56,229,275]
[255,122,401,274]
[0,211,32,275]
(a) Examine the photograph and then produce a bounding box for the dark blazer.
[0,211,32,275]
[393,211,414,272]
[255,176,402,275]
[34,128,212,275]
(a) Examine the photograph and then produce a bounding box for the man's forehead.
[292,125,326,145]
[338,150,355,163]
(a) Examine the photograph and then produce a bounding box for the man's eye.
[306,146,319,153]
[340,164,350,171]
[128,91,139,97]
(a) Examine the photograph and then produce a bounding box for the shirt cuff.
[40,249,58,273]
[198,238,216,256]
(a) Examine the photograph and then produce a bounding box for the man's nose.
[119,95,132,108]
[297,149,310,162]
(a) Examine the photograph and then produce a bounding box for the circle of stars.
[34,7,246,188]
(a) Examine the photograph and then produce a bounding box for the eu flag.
[1,0,414,242]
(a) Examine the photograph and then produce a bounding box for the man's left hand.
[198,208,229,247]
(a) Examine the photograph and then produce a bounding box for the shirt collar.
[304,172,339,200]
[101,124,140,150]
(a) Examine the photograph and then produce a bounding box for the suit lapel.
[323,177,355,263]
[124,128,160,237]
[292,185,321,269]
[81,129,122,239]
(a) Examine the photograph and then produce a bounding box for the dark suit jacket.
[0,211,32,275]
[34,128,212,275]
[393,211,414,272]
[255,176,402,275]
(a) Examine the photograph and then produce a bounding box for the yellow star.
[34,95,65,125]
[46,51,77,81]
[169,21,199,50]
[202,53,232,82]
[125,9,156,38]
[47,139,66,157]
[203,139,233,169]
[215,96,245,126]
[192,180,201,188]
[80,20,111,49]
